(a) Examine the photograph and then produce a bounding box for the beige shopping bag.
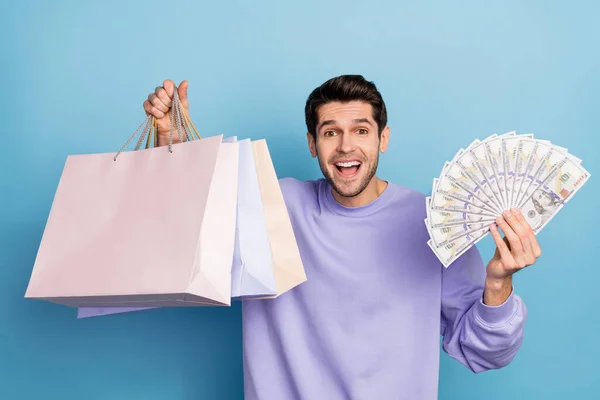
[252,140,307,297]
[25,94,240,308]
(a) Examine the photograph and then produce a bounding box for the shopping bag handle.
[113,86,201,161]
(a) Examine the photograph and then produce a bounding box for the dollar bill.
[511,138,535,209]
[427,227,490,268]
[435,175,500,215]
[426,132,589,268]
[426,212,495,229]
[520,156,590,233]
[454,146,504,213]
[425,197,496,228]
[502,134,534,208]
[469,137,506,211]
[516,141,567,208]
[429,180,494,214]
[442,161,503,215]
[484,136,508,209]
[426,218,493,248]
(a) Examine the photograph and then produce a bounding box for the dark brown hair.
[304,74,388,138]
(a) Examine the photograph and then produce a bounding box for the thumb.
[178,80,189,110]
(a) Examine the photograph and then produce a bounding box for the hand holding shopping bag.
[143,80,190,146]
[26,87,240,308]
[143,81,306,299]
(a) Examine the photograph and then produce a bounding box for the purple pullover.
[242,178,527,400]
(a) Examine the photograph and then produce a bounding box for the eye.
[357,128,368,135]
[323,130,337,137]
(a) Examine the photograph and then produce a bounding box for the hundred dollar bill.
[468,137,506,212]
[426,131,589,268]
[516,140,569,208]
[435,173,500,215]
[442,160,503,215]
[513,140,551,207]
[427,227,490,268]
[426,218,491,248]
[443,138,479,172]
[509,137,557,208]
[429,179,494,214]
[520,156,590,233]
[502,134,534,208]
[435,146,504,214]
[438,138,483,180]
[548,143,575,161]
[455,138,485,159]
[455,147,504,214]
[484,133,515,210]
[426,206,496,229]
[511,138,537,209]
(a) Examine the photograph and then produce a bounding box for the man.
[143,75,541,400]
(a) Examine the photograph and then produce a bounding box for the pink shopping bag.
[76,137,307,318]
[25,118,239,308]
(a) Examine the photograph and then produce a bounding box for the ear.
[379,126,391,153]
[307,132,317,158]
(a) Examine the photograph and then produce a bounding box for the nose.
[337,132,355,154]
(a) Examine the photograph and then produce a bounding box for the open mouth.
[334,160,362,178]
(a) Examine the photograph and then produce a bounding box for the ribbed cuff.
[475,287,518,327]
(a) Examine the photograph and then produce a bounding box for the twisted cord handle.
[114,86,201,161]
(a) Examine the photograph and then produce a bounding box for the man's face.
[307,101,390,198]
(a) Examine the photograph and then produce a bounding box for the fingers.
[495,212,524,255]
[150,82,172,112]
[148,92,169,113]
[143,100,166,119]
[490,223,512,261]
[163,80,175,98]
[154,85,172,108]
[530,233,542,258]
[142,79,189,120]
[178,80,189,110]
[505,209,533,255]
[142,80,176,119]
[496,208,541,268]
[512,207,542,258]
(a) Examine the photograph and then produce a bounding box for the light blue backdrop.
[1,1,598,399]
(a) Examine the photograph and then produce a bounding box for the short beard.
[317,149,379,198]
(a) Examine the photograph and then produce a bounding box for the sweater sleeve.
[439,245,528,373]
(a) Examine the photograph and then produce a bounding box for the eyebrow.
[318,118,374,131]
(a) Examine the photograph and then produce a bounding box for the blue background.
[1,0,598,399]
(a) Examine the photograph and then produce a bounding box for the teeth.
[335,161,361,167]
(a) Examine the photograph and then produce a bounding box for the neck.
[332,177,388,208]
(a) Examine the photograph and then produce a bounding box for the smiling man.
[143,75,541,400]
[307,95,390,207]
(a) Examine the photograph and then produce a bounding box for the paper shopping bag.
[76,135,242,318]
[251,139,306,297]
[75,138,305,315]
[231,139,277,298]
[75,135,286,317]
[25,123,240,308]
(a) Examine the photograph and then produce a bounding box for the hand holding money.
[426,131,590,268]
[479,207,542,305]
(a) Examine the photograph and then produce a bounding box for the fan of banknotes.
[426,131,591,268]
